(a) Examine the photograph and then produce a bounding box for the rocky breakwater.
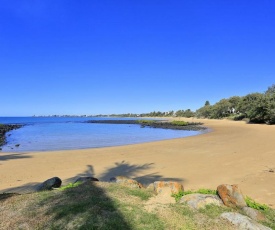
[86,119,207,131]
[0,124,23,148]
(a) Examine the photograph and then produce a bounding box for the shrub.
[245,196,269,211]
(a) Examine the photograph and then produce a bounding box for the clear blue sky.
[1,1,274,116]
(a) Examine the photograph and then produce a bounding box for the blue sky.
[1,1,274,116]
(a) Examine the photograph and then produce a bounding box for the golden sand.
[1,118,274,207]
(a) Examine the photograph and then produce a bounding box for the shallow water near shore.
[0,117,205,152]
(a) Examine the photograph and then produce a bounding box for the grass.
[244,196,275,229]
[137,120,156,125]
[245,196,269,211]
[1,183,274,230]
[123,187,153,201]
[172,188,217,202]
[171,120,188,126]
[198,204,232,218]
[58,182,82,191]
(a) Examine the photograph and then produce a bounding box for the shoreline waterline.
[0,117,206,152]
[1,117,275,208]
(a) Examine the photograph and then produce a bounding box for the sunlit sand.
[1,118,275,207]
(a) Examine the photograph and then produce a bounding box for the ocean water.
[0,117,204,152]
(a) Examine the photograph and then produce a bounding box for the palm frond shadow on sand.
[64,161,184,186]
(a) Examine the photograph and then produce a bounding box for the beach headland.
[1,118,275,207]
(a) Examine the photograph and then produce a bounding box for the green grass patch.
[260,207,275,229]
[124,188,153,201]
[137,120,156,124]
[199,204,232,218]
[245,196,269,211]
[172,189,217,202]
[171,120,188,126]
[58,182,82,191]
[1,182,274,230]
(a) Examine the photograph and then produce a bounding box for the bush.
[245,196,269,211]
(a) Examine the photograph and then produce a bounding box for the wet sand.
[1,118,275,207]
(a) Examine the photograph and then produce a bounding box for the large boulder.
[153,181,183,195]
[221,212,271,230]
[110,176,143,188]
[217,184,247,208]
[74,177,99,184]
[37,177,62,191]
[180,193,223,209]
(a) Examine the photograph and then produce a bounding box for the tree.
[210,99,231,118]
[204,101,210,106]
[196,105,213,118]
[228,96,241,109]
[265,84,275,95]
[237,93,267,123]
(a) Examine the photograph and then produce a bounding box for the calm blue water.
[0,117,204,152]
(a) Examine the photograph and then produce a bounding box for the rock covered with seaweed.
[0,124,23,147]
[86,119,207,131]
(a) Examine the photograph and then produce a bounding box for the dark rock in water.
[37,177,62,191]
[86,120,207,131]
[0,124,23,147]
[15,144,20,147]
[74,177,99,184]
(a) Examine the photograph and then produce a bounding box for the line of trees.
[196,84,275,124]
[140,110,195,118]
[101,84,275,124]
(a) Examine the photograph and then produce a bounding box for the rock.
[146,183,155,191]
[153,181,183,195]
[242,207,266,221]
[110,176,143,188]
[0,124,23,147]
[74,177,99,184]
[37,177,62,191]
[221,212,271,230]
[180,193,223,209]
[217,184,247,208]
[15,144,20,147]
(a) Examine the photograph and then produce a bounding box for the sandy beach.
[1,118,275,207]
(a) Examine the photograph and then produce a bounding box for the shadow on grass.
[40,182,132,229]
[0,193,20,201]
[39,160,177,229]
[2,162,184,229]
